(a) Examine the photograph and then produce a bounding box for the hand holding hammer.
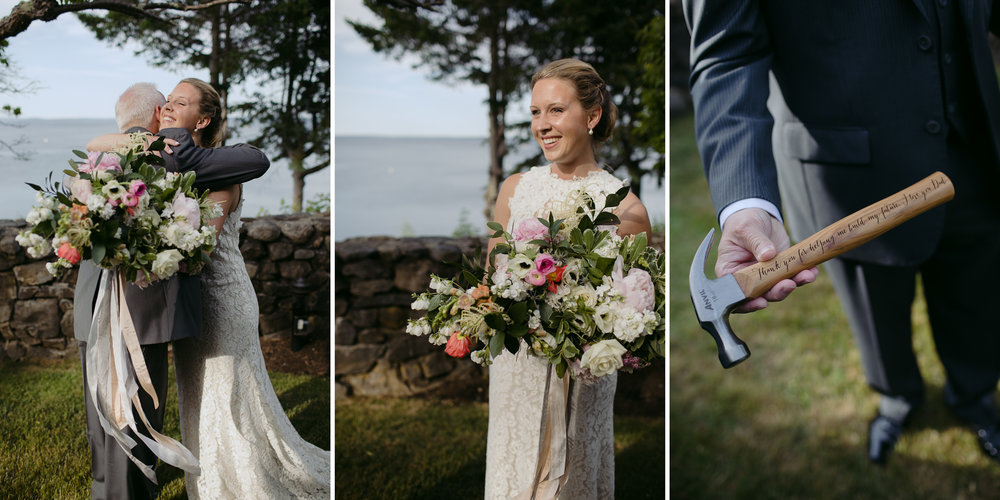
[689,172,955,368]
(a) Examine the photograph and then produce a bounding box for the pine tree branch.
[0,0,247,40]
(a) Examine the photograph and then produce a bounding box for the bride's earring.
[588,128,593,136]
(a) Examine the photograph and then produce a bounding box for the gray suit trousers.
[79,341,169,500]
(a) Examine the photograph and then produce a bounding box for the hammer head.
[689,228,751,368]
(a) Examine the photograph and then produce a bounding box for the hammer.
[689,171,955,368]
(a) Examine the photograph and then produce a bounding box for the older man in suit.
[74,82,269,499]
[684,1,1000,464]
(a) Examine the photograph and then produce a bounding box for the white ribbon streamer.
[86,268,200,483]
[514,365,573,500]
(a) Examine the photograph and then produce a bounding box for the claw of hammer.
[688,172,955,368]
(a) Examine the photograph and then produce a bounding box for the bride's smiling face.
[160,83,211,133]
[530,78,600,170]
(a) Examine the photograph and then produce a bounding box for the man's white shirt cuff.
[719,198,783,230]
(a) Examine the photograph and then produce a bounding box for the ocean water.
[0,118,331,220]
[333,136,665,240]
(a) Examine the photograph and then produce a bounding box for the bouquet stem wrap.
[86,268,200,482]
[517,365,574,500]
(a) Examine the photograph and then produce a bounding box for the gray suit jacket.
[684,0,1000,266]
[73,126,269,344]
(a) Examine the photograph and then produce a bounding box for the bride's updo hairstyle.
[181,77,227,148]
[530,58,618,151]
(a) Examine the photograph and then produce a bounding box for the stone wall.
[334,234,665,409]
[0,213,330,362]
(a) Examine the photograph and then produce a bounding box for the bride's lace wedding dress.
[484,165,623,500]
[173,199,330,499]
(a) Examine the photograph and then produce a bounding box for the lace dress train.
[173,200,330,498]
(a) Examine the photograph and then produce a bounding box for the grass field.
[669,113,1000,498]
[335,397,665,499]
[0,355,330,499]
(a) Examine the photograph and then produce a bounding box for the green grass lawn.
[670,113,1000,498]
[334,397,664,500]
[0,355,329,499]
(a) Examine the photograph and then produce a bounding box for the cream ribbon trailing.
[86,269,201,483]
[514,364,574,500]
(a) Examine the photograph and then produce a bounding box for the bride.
[90,78,330,497]
[485,59,652,499]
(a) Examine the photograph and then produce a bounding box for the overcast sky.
[0,0,495,138]
[0,0,211,119]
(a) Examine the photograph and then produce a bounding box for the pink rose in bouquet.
[80,151,121,174]
[534,253,557,275]
[444,332,472,358]
[513,218,548,242]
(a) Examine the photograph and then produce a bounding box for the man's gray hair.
[114,82,166,132]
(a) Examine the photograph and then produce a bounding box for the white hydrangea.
[411,296,430,311]
[611,305,649,343]
[15,231,51,258]
[99,202,116,220]
[86,193,107,213]
[34,191,55,207]
[405,317,431,336]
[470,349,490,365]
[528,308,542,330]
[159,222,202,252]
[429,276,452,294]
[25,206,54,226]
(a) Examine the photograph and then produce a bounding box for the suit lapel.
[911,0,930,23]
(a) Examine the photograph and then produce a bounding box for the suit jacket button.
[925,120,942,134]
[918,35,933,51]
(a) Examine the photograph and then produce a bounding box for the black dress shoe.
[946,391,1000,463]
[868,413,904,465]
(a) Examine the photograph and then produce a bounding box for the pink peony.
[534,253,557,275]
[68,177,93,204]
[513,218,548,242]
[444,332,472,358]
[80,151,121,174]
[525,268,547,286]
[56,242,81,265]
[172,193,202,229]
[616,268,656,312]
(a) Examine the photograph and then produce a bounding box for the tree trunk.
[483,10,507,223]
[292,168,305,213]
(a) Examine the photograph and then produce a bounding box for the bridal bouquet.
[16,133,221,285]
[407,186,665,379]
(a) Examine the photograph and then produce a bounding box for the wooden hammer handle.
[733,172,954,298]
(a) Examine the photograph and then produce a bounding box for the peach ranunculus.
[444,332,472,358]
[471,284,490,301]
[56,242,82,265]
